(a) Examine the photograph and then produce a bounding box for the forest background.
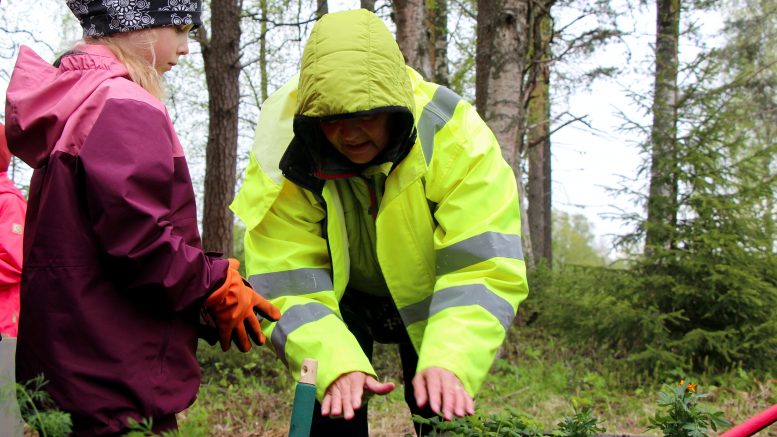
[1,0,776,435]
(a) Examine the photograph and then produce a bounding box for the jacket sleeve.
[417,98,529,396]
[79,98,228,312]
[234,154,374,400]
[0,192,25,286]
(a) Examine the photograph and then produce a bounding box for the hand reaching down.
[412,367,475,421]
[321,371,396,420]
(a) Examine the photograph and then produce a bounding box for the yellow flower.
[678,379,685,387]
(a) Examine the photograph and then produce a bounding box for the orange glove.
[204,259,281,352]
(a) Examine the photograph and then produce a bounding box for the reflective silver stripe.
[436,232,523,276]
[271,302,334,366]
[417,86,461,165]
[248,268,333,299]
[399,284,515,331]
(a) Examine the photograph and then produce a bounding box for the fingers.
[412,372,428,409]
[442,379,469,420]
[338,373,361,419]
[454,386,466,418]
[351,377,364,411]
[426,372,442,415]
[323,372,389,420]
[448,384,474,419]
[253,296,281,321]
[329,383,344,418]
[441,378,455,420]
[322,376,344,418]
[245,312,265,346]
[232,321,252,352]
[323,379,353,419]
[364,376,396,395]
[414,368,474,421]
[218,332,231,352]
[321,392,332,416]
[465,391,475,415]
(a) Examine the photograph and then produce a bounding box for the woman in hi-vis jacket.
[232,9,529,436]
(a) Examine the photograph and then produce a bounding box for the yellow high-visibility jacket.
[231,9,528,400]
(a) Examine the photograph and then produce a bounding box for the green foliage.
[556,407,605,437]
[552,211,609,268]
[15,374,72,437]
[534,253,777,376]
[647,381,730,437]
[124,417,160,436]
[607,0,777,377]
[532,265,682,370]
[175,319,775,435]
[406,405,605,437]
[124,416,210,437]
[197,339,290,391]
[409,409,545,436]
[190,340,294,433]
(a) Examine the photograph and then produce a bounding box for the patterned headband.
[66,0,202,38]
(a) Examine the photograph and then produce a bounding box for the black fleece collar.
[279,109,417,193]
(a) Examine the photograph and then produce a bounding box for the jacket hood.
[296,9,415,118]
[4,44,129,168]
[283,9,417,187]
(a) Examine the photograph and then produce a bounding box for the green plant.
[15,374,72,437]
[409,409,544,436]
[124,417,189,437]
[647,380,730,437]
[556,407,605,437]
[124,417,158,436]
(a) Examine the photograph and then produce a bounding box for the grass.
[176,324,776,436]
[16,325,776,436]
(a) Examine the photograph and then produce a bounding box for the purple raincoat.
[4,44,229,435]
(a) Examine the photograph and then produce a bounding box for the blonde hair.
[87,29,165,99]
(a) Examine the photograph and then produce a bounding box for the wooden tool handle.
[299,358,317,385]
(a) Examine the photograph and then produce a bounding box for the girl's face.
[320,113,391,164]
[149,25,192,74]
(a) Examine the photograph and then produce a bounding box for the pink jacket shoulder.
[0,172,25,337]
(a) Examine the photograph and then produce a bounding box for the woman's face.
[149,25,192,74]
[320,113,391,164]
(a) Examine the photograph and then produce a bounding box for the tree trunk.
[392,0,432,78]
[360,0,376,11]
[427,0,449,86]
[200,0,242,255]
[260,0,268,101]
[645,0,680,254]
[476,0,534,269]
[527,2,553,267]
[316,0,328,19]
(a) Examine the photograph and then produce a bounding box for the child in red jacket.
[4,1,280,435]
[0,122,26,338]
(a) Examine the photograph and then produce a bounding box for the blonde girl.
[4,1,279,435]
